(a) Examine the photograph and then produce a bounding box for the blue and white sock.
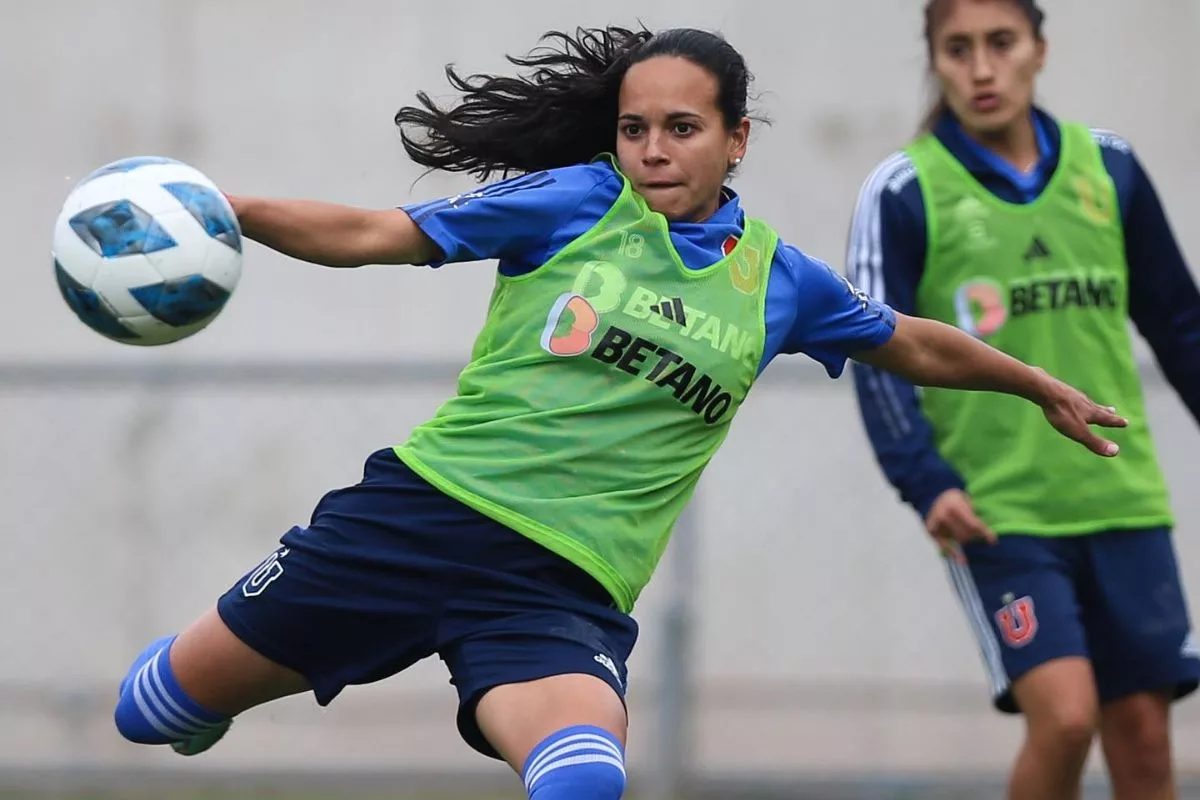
[522,725,627,799]
[113,635,227,745]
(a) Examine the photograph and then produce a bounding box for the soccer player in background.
[848,1,1200,798]
[113,24,1125,800]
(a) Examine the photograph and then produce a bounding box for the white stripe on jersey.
[845,153,918,438]
[846,152,915,303]
[1089,128,1132,153]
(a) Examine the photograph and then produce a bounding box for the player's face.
[616,56,749,223]
[931,0,1045,136]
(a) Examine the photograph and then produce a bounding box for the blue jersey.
[403,160,896,378]
[849,107,1200,518]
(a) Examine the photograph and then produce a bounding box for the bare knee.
[476,673,627,773]
[1101,692,1173,790]
[1014,659,1099,758]
[1029,700,1097,756]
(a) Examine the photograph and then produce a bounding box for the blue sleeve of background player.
[845,155,966,519]
[1097,132,1200,427]
[400,165,615,269]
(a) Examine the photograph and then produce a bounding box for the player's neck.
[966,114,1040,174]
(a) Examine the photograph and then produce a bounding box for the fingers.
[1082,433,1120,457]
[1073,409,1121,456]
[937,537,966,564]
[1088,404,1129,429]
[1046,402,1123,457]
[1057,420,1119,456]
[929,503,996,556]
[969,516,998,545]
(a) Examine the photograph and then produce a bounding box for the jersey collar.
[933,106,1062,202]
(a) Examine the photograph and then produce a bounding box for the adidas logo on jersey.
[650,297,687,327]
[1023,236,1052,262]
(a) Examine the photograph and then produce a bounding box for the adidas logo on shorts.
[594,653,621,686]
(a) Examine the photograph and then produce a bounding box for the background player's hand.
[925,489,995,563]
[1036,372,1128,457]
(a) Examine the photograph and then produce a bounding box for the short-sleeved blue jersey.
[848,108,1200,519]
[402,160,895,378]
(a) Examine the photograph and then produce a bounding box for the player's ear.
[727,117,750,168]
[1033,37,1047,74]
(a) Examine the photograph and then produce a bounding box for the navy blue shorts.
[949,528,1200,713]
[216,448,639,759]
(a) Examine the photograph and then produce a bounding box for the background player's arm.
[1106,138,1200,426]
[228,196,439,268]
[843,158,967,519]
[854,313,1125,457]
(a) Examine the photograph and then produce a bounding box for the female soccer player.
[114,25,1124,799]
[849,2,1200,798]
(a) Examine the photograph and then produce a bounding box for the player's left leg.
[1083,527,1200,800]
[437,552,639,799]
[478,674,629,799]
[1099,690,1176,800]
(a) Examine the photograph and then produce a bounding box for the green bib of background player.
[906,122,1172,535]
[395,155,775,612]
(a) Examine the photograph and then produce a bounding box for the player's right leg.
[951,535,1098,800]
[113,448,447,756]
[1007,658,1098,800]
[113,608,310,755]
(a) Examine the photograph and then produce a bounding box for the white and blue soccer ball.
[52,156,243,346]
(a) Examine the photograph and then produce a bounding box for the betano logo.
[541,293,599,357]
[954,279,1009,338]
[953,273,1121,338]
[536,272,741,424]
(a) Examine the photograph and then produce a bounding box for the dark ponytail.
[395,25,755,182]
[918,0,1046,133]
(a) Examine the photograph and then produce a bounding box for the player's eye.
[672,122,695,136]
[989,32,1015,52]
[620,123,643,137]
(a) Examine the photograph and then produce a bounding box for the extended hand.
[1037,372,1128,457]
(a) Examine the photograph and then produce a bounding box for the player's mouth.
[972,92,1001,112]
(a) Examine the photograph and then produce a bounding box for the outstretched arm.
[225,166,615,271]
[855,313,1127,457]
[228,196,439,268]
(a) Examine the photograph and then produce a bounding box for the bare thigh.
[169,607,311,716]
[475,673,628,774]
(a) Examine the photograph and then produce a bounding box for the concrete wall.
[2,0,1198,780]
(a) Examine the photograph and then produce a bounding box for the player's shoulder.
[535,161,624,198]
[856,150,920,199]
[468,161,619,199]
[772,240,841,286]
[1085,125,1135,156]
[849,150,922,226]
[414,161,621,226]
[773,239,880,318]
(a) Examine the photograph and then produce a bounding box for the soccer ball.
[52,156,243,346]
